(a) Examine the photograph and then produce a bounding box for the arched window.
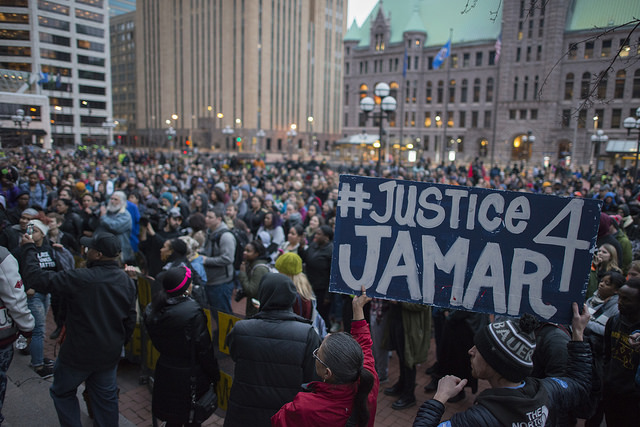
[425,81,432,104]
[359,83,368,99]
[437,80,444,103]
[564,73,574,100]
[473,78,481,102]
[633,69,640,98]
[449,79,456,103]
[486,78,494,102]
[389,81,399,99]
[511,134,533,161]
[461,79,468,103]
[597,73,608,99]
[614,70,626,98]
[580,72,590,99]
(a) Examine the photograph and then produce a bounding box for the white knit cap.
[28,219,49,236]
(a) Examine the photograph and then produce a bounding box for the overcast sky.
[347,0,377,26]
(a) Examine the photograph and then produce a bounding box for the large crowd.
[0,146,638,426]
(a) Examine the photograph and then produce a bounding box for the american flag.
[495,32,502,63]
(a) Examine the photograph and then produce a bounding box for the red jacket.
[271,319,379,427]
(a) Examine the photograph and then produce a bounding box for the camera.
[234,288,246,302]
[26,224,34,237]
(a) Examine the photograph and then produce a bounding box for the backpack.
[213,227,250,271]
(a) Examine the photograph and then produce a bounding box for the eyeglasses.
[312,348,330,370]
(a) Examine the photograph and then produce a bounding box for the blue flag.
[38,72,49,85]
[432,39,451,70]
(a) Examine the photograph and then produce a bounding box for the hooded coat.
[223,273,321,427]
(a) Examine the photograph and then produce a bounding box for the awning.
[335,134,380,145]
[605,139,637,153]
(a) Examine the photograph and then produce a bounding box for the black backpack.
[213,227,250,271]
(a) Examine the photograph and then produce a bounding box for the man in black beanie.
[413,303,592,427]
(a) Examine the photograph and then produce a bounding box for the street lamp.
[102,118,117,146]
[287,124,297,159]
[307,116,314,157]
[360,82,397,174]
[166,126,176,148]
[624,107,640,182]
[11,108,32,152]
[590,129,609,172]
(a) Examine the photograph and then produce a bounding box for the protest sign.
[329,175,602,324]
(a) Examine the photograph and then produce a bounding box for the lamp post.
[624,107,640,182]
[521,131,536,164]
[590,129,608,173]
[287,124,297,159]
[166,125,176,148]
[11,108,32,153]
[360,82,397,175]
[307,116,314,158]
[102,118,117,146]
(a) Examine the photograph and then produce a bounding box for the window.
[584,41,594,59]
[526,46,531,61]
[534,75,539,100]
[536,45,542,61]
[451,54,458,69]
[611,109,621,128]
[471,111,478,128]
[406,80,411,103]
[39,32,70,46]
[562,110,571,128]
[424,112,431,127]
[486,78,494,102]
[77,39,104,52]
[614,70,626,98]
[425,81,432,103]
[564,73,574,100]
[620,38,631,58]
[581,72,591,99]
[40,48,70,61]
[343,113,348,127]
[358,112,367,127]
[76,0,104,7]
[344,84,349,105]
[597,74,608,99]
[0,46,31,57]
[509,110,516,120]
[463,53,470,67]
[79,70,105,81]
[411,112,416,127]
[0,12,29,23]
[568,43,577,59]
[38,0,69,15]
[516,47,521,62]
[520,109,527,120]
[484,111,492,128]
[461,79,468,102]
[538,19,544,37]
[514,77,519,101]
[523,76,529,100]
[77,55,105,66]
[457,136,464,152]
[38,15,68,30]
[390,81,399,98]
[518,21,523,41]
[489,51,496,65]
[345,62,349,75]
[79,85,105,95]
[578,110,587,129]
[594,108,604,128]
[75,8,103,23]
[449,79,455,103]
[375,33,384,51]
[412,80,417,103]
[530,109,538,120]
[447,111,454,128]
[359,83,368,99]
[459,111,466,128]
[0,29,30,40]
[476,52,483,66]
[437,81,443,103]
[414,56,419,70]
[528,20,534,38]
[601,39,611,57]
[473,78,481,102]
[633,69,640,98]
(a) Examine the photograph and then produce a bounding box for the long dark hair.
[321,332,374,427]
[150,266,192,315]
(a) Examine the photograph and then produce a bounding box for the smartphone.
[26,224,34,237]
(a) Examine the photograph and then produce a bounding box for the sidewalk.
[3,302,486,426]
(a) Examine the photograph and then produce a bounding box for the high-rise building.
[343,0,640,169]
[110,10,135,145]
[135,0,346,158]
[0,0,113,148]
[108,0,135,16]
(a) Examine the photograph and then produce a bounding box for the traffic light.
[236,136,242,148]
[185,139,191,146]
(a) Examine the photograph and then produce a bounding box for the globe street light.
[11,108,32,152]
[360,82,397,174]
[287,124,297,159]
[624,106,640,182]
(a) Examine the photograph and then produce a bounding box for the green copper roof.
[345,19,362,41]
[347,0,502,48]
[566,0,640,31]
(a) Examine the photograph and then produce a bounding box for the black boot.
[392,394,416,410]
[383,381,403,397]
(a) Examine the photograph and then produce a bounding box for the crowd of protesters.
[0,146,639,425]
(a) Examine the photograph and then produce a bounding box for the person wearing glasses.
[224,273,322,427]
[272,286,379,427]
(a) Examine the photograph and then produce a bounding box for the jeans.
[27,292,49,367]
[0,344,14,424]
[204,281,233,318]
[50,361,119,427]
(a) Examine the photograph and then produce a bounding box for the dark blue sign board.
[329,175,603,324]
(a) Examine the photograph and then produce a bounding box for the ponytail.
[351,366,374,427]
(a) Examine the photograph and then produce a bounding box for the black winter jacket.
[20,243,137,371]
[144,296,219,423]
[413,341,592,427]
